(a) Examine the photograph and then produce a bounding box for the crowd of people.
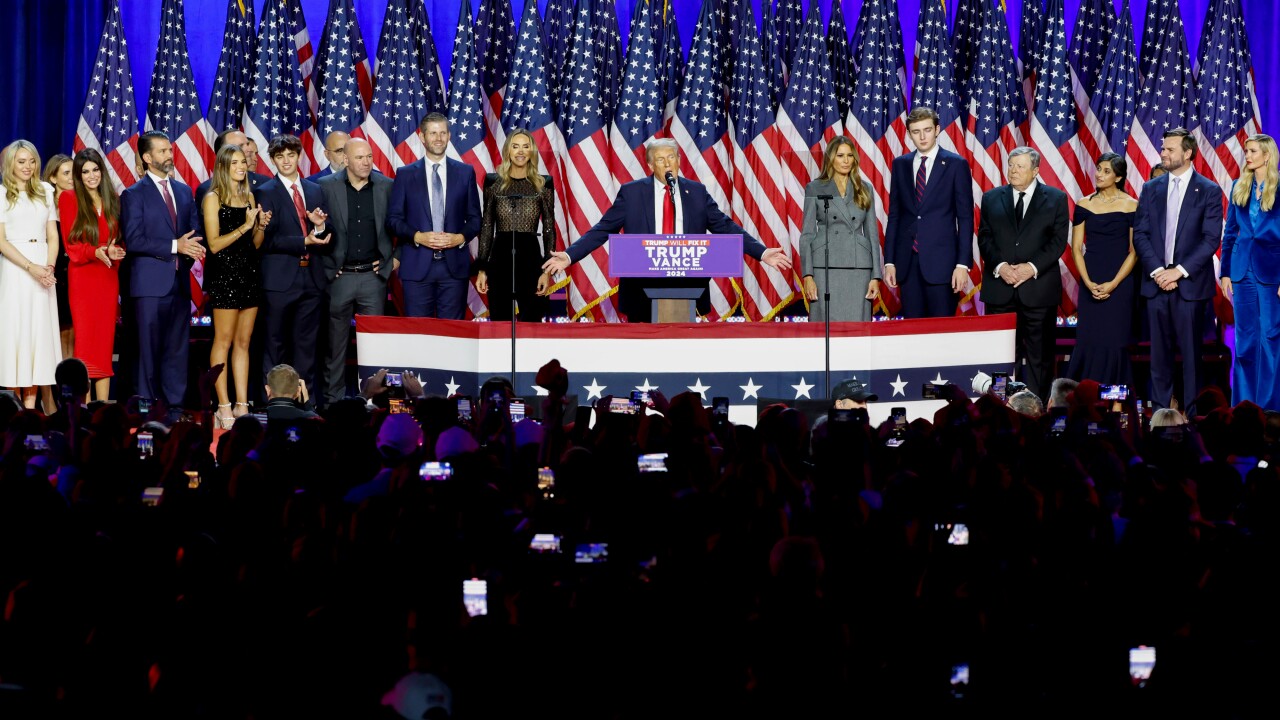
[0,355,1275,717]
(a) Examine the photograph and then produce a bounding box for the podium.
[608,233,744,323]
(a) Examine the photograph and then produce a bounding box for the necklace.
[1095,191,1121,204]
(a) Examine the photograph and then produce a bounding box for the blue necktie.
[430,163,445,233]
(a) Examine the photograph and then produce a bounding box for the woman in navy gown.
[1066,153,1138,386]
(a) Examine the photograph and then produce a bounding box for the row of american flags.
[75,0,1261,322]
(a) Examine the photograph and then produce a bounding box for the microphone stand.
[501,193,540,388]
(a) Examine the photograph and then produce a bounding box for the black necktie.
[1015,191,1026,229]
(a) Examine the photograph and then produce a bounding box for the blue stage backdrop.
[2,0,1275,162]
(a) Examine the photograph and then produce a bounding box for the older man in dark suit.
[317,138,396,404]
[977,147,1070,400]
[541,139,791,322]
[1133,128,1224,409]
[120,131,204,415]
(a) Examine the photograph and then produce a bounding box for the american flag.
[560,0,622,322]
[912,0,967,157]
[304,0,372,173]
[476,0,515,165]
[654,0,685,124]
[590,0,625,127]
[718,0,747,90]
[1069,0,1114,97]
[1068,0,1116,178]
[610,0,665,180]
[355,0,430,175]
[206,0,256,140]
[827,0,855,124]
[1193,0,1262,198]
[74,0,138,193]
[242,0,310,175]
[775,5,843,302]
[770,0,804,82]
[541,0,575,123]
[1019,0,1047,111]
[1027,0,1093,317]
[1088,0,1139,156]
[1126,5,1197,191]
[144,0,213,190]
[1138,0,1180,84]
[952,0,986,115]
[727,0,794,321]
[501,0,571,303]
[962,0,1026,315]
[846,0,907,317]
[670,0,738,320]
[447,0,498,179]
[287,0,317,175]
[759,1,787,107]
[409,0,448,115]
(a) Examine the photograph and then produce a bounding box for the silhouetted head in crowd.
[1047,377,1078,409]
[1007,390,1043,418]
[831,377,877,409]
[1150,408,1187,428]
[55,358,91,399]
[266,364,303,401]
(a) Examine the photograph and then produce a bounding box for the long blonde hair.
[818,137,871,210]
[496,129,545,193]
[2,140,48,209]
[1232,134,1278,212]
[209,145,253,207]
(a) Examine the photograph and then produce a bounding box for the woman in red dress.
[57,149,125,401]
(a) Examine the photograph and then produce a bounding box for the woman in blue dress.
[1221,134,1280,411]
[1066,152,1138,386]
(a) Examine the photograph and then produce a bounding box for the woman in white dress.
[0,140,62,408]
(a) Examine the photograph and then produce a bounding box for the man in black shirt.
[317,138,397,405]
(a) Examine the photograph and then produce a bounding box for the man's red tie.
[160,179,178,228]
[291,183,310,262]
[663,188,675,234]
[913,157,927,253]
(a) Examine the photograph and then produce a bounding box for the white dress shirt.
[652,177,684,234]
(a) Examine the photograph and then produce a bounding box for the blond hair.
[1232,134,1278,212]
[496,129,545,194]
[2,140,48,209]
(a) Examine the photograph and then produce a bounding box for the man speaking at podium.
[542,139,792,322]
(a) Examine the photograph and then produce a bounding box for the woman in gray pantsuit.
[799,137,882,322]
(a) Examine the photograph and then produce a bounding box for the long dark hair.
[68,148,121,247]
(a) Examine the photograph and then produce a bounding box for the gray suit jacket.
[799,178,882,275]
[318,169,396,281]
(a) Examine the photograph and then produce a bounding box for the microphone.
[664,171,678,199]
[814,194,835,200]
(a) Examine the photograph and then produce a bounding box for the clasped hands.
[94,241,127,268]
[1153,268,1181,292]
[304,207,330,246]
[998,262,1036,287]
[414,231,462,250]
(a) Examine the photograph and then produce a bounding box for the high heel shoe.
[233,402,250,418]
[215,403,235,430]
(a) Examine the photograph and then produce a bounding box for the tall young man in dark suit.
[541,139,791,322]
[884,107,976,318]
[255,134,330,403]
[386,113,482,319]
[977,147,1070,400]
[1133,128,1224,409]
[317,138,396,404]
[121,131,205,415]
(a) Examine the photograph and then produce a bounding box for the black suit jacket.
[257,176,331,291]
[977,182,1070,308]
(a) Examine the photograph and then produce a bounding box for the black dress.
[205,204,261,310]
[1066,206,1135,385]
[478,174,556,322]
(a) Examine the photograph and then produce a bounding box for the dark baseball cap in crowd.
[832,378,878,403]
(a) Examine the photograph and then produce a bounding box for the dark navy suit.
[1133,170,1223,408]
[568,176,768,323]
[386,157,481,318]
[884,148,974,318]
[121,173,199,408]
[257,176,330,395]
